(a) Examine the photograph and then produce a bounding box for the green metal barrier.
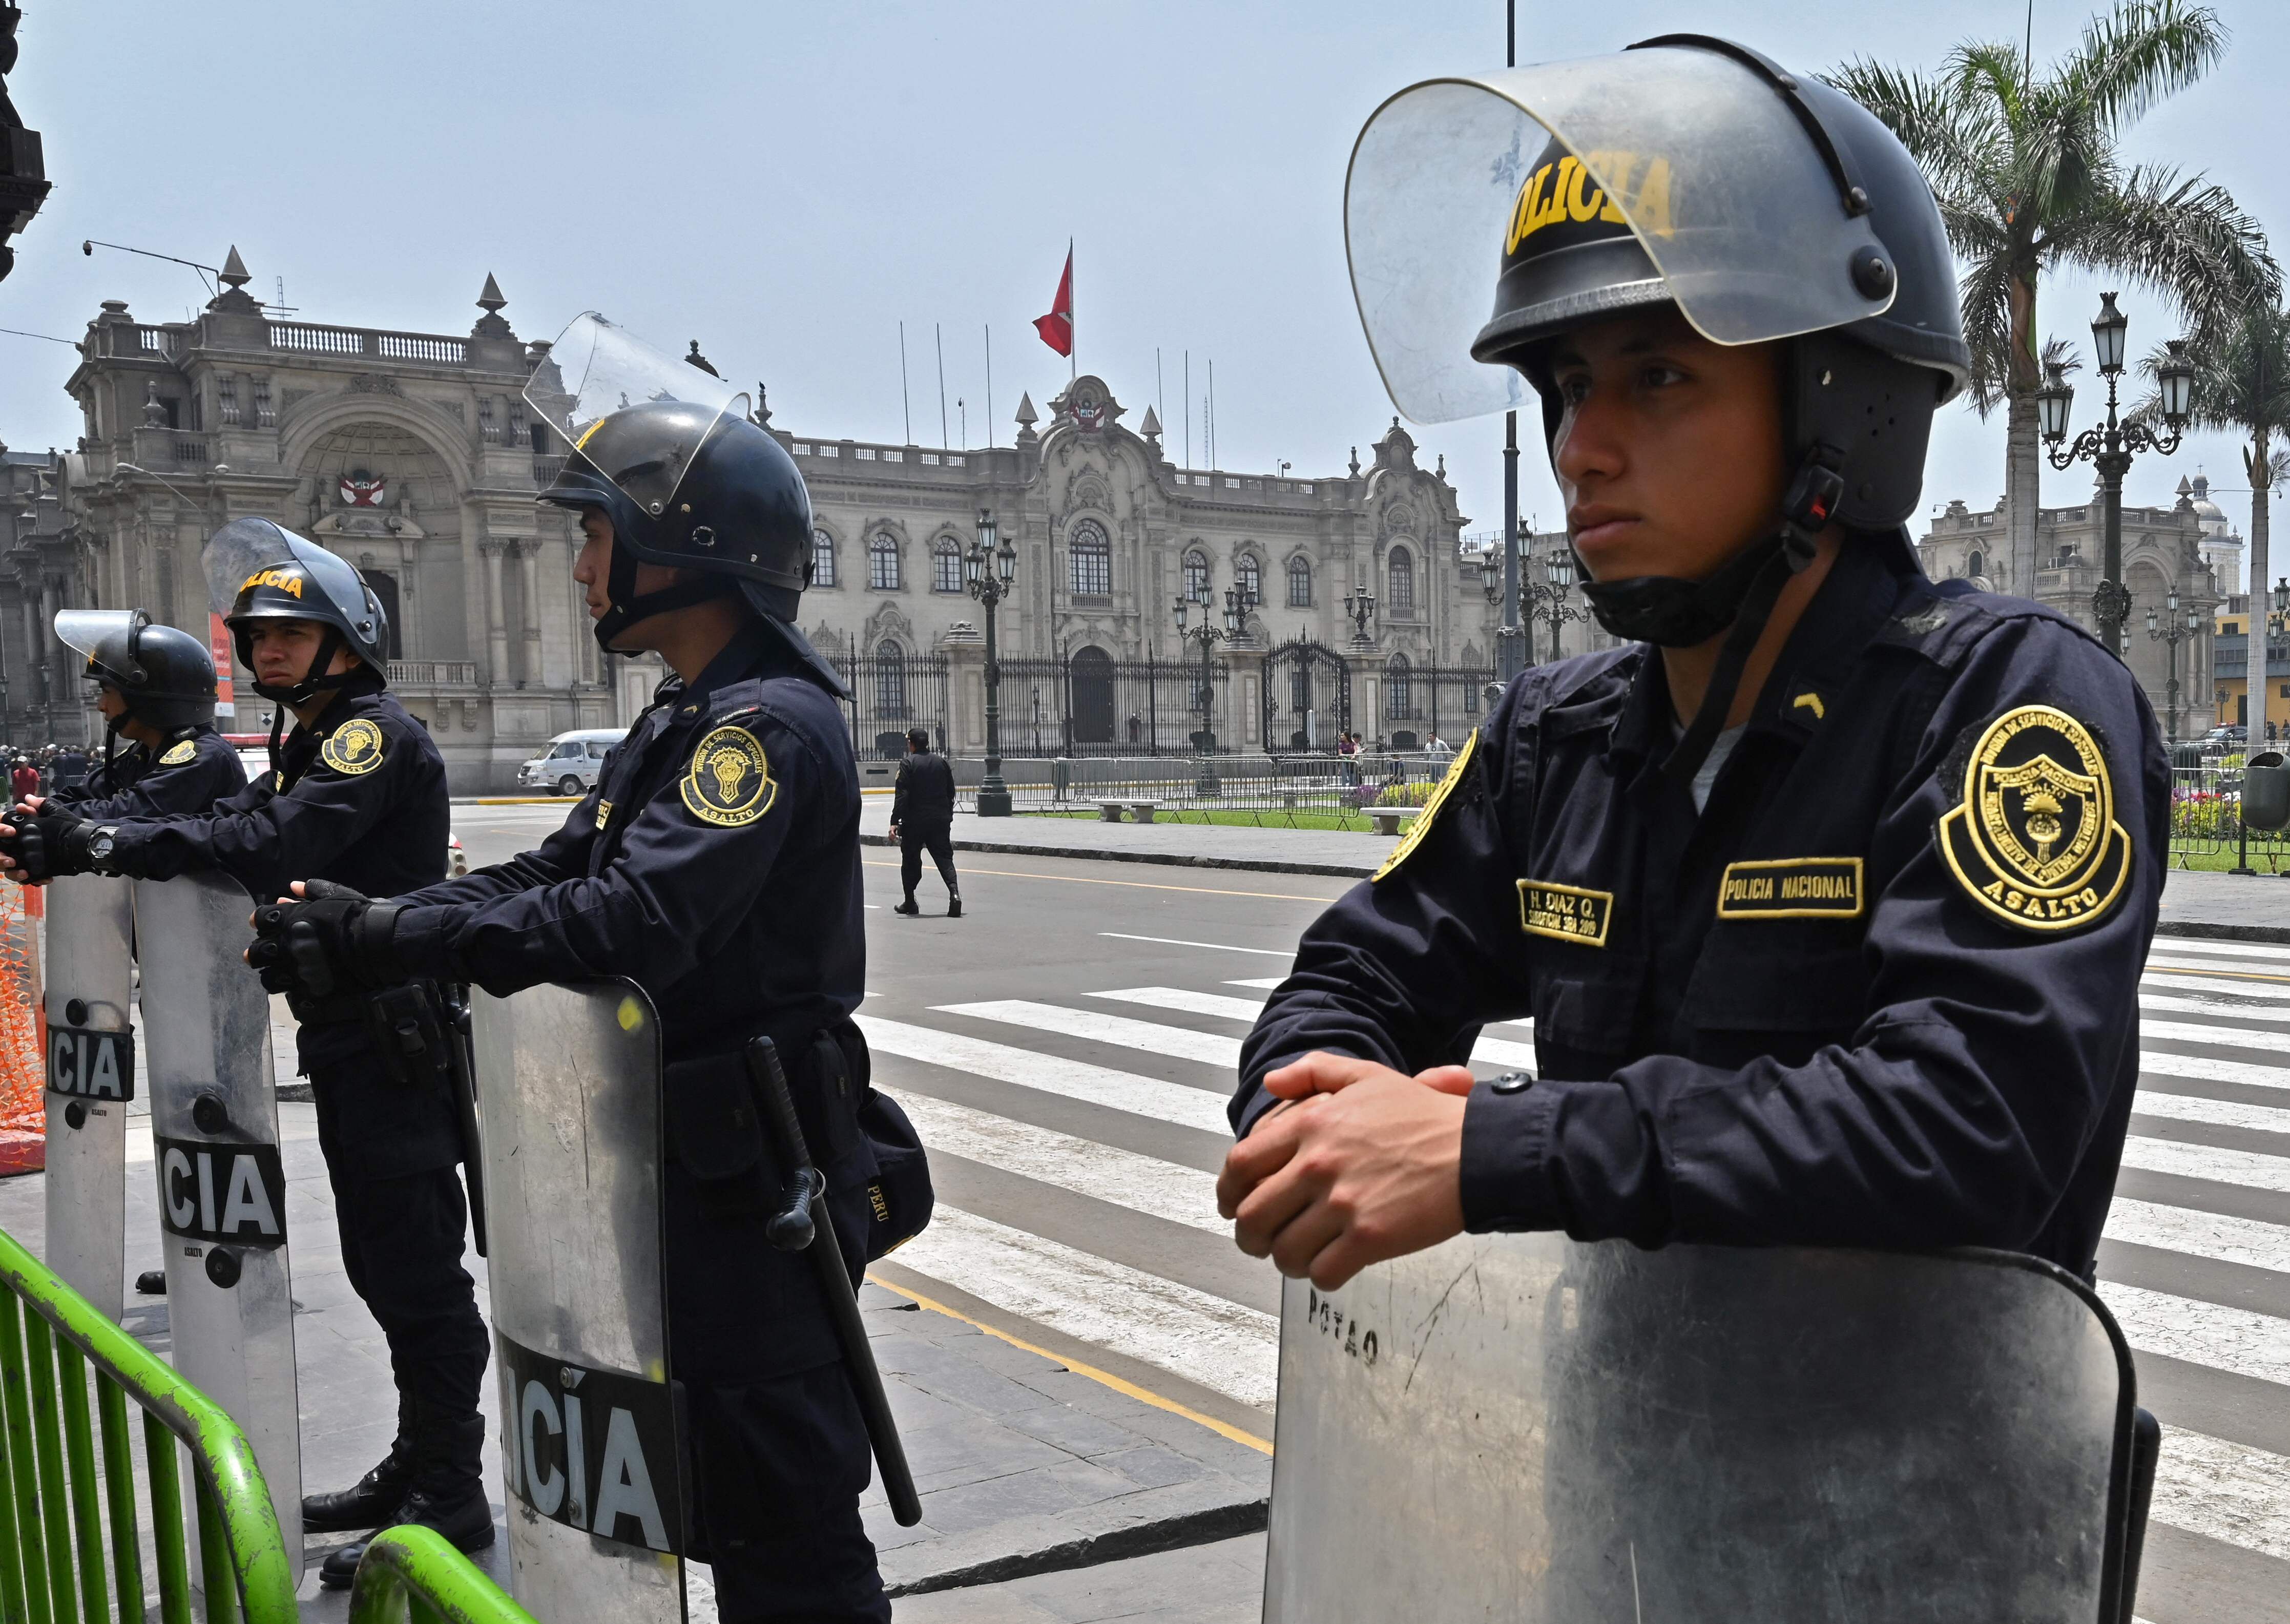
[347,1528,538,1624]
[0,1223,297,1624]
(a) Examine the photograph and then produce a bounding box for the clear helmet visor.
[55,609,142,665]
[200,516,365,621]
[1345,46,1896,425]
[524,313,750,519]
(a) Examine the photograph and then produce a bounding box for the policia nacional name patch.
[1371,730,1478,882]
[319,717,385,776]
[159,738,197,766]
[681,724,777,827]
[1717,857,1865,920]
[1939,704,2131,933]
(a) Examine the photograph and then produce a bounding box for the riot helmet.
[1343,34,1969,778]
[526,315,835,689]
[203,517,389,765]
[57,609,220,773]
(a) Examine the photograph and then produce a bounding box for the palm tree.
[2141,306,2290,737]
[1830,1,2278,597]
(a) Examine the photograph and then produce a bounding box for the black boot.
[303,1394,413,1533]
[319,1408,493,1590]
[893,898,919,915]
[947,894,962,918]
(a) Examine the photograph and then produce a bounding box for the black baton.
[443,988,488,1258]
[745,1036,922,1527]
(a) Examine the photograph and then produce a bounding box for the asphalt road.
[450,802,2290,1622]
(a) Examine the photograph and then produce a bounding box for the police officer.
[240,324,923,1621]
[889,725,960,917]
[48,610,244,818]
[0,521,482,1584]
[1218,37,2169,1291]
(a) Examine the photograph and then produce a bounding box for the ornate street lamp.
[2145,583,2200,745]
[1522,543,1588,665]
[965,507,1017,815]
[1342,586,1377,648]
[2041,295,2193,654]
[1173,580,1250,794]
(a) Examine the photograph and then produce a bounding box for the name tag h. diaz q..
[1517,879,1613,947]
[1716,857,1865,920]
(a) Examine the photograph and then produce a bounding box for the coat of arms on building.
[339,469,387,507]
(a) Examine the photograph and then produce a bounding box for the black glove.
[2,805,100,883]
[247,880,408,999]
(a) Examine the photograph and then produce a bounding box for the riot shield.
[41,874,135,1316]
[1264,1237,2141,1623]
[473,978,684,1624]
[135,872,302,1581]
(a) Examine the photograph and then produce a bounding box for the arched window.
[811,528,837,588]
[874,639,908,717]
[1184,549,1211,603]
[1070,645,1115,744]
[1287,556,1312,608]
[1387,546,1415,614]
[1966,548,1984,581]
[868,532,900,591]
[1236,554,1261,607]
[1071,520,1112,598]
[358,569,405,660]
[933,538,963,593]
[1385,653,1413,719]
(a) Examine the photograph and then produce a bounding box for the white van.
[518,728,628,796]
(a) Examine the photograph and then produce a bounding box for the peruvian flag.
[1033,244,1074,358]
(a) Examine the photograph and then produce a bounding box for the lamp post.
[1173,581,1245,795]
[1523,542,1588,664]
[2037,294,2194,655]
[965,508,1018,816]
[2267,577,2290,747]
[2145,586,2200,745]
[1342,586,1377,649]
[1478,531,1529,674]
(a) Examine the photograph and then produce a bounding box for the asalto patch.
[319,717,386,776]
[1517,879,1613,947]
[159,739,197,766]
[1371,730,1477,883]
[1939,704,2130,932]
[680,725,776,827]
[1717,857,1865,920]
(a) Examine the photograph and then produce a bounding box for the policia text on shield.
[1221,34,2171,1621]
[245,317,932,1624]
[0,521,485,1590]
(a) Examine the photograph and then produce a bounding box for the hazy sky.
[5,2,2285,588]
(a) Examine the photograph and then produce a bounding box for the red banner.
[1033,246,1073,358]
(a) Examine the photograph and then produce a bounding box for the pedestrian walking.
[890,725,960,917]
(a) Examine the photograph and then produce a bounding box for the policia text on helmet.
[204,518,394,766]
[1347,35,1969,780]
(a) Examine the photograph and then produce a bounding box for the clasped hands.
[0,795,100,882]
[245,880,406,998]
[1216,1054,1473,1291]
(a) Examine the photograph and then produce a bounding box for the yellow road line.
[862,858,1335,904]
[866,1273,1274,1455]
[2150,964,2290,985]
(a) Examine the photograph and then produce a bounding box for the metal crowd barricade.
[347,1527,542,1624]
[2169,757,2290,871]
[0,1221,297,1624]
[968,751,1454,824]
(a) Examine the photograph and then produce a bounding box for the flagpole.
[1069,237,1077,382]
[985,325,993,451]
[899,321,912,444]
[935,322,949,448]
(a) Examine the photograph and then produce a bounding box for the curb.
[2155,918,2290,945]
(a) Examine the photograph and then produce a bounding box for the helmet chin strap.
[1573,449,1846,789]
[249,625,353,779]
[590,537,739,653]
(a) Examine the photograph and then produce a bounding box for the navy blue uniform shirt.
[389,621,865,1063]
[891,750,956,831]
[1234,533,2170,1278]
[54,727,245,820]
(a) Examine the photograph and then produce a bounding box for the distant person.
[889,726,960,918]
[10,758,36,801]
[51,745,90,792]
[1427,733,1455,760]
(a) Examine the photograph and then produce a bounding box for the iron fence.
[828,651,951,761]
[2169,762,2290,871]
[962,749,1462,825]
[1377,661,1496,751]
[999,654,1233,756]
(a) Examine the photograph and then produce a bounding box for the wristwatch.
[87,826,120,868]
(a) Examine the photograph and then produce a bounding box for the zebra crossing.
[863,930,2290,1614]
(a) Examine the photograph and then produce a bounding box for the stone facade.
[32,259,1501,782]
[1917,481,2219,740]
[0,440,75,746]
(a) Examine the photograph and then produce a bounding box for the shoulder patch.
[681,724,777,827]
[159,739,197,766]
[319,717,386,776]
[1371,730,1477,883]
[1938,704,2131,933]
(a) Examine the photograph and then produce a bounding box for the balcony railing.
[387,660,478,686]
[267,322,469,365]
[532,454,566,486]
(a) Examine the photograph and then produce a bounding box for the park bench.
[1096,800,1164,823]
[1368,807,1421,837]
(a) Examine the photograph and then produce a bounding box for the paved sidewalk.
[865,803,2290,941]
